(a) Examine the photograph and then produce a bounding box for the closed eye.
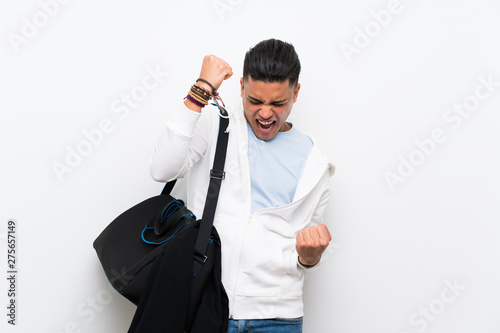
[248,97,286,106]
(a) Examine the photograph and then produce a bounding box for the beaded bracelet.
[189,88,210,104]
[191,84,211,100]
[188,90,208,105]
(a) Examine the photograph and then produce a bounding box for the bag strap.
[159,105,230,270]
[194,106,229,266]
[160,179,176,196]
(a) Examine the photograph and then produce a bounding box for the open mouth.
[256,119,276,133]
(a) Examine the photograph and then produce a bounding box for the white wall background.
[1,0,499,332]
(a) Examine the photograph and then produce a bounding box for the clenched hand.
[296,224,332,267]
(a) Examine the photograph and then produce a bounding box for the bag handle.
[153,199,191,236]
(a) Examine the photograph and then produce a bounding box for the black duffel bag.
[93,106,229,332]
[93,183,203,304]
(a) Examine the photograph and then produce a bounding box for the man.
[150,38,335,332]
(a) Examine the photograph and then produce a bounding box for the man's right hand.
[185,55,233,113]
[196,55,233,94]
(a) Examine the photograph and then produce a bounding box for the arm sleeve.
[296,173,333,271]
[149,102,214,182]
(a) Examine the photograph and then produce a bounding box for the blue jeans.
[227,317,303,333]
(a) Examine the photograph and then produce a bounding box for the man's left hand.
[296,224,332,267]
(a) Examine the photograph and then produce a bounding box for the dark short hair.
[243,38,301,87]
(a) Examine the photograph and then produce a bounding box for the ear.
[292,83,301,103]
[240,77,245,98]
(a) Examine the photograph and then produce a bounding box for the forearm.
[296,172,333,270]
[149,102,209,182]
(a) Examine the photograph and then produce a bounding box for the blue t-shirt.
[247,122,314,214]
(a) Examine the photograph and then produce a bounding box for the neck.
[279,122,292,132]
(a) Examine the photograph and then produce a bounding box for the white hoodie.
[150,102,335,320]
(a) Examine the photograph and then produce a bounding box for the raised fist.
[196,55,233,94]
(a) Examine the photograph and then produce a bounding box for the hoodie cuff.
[297,256,321,271]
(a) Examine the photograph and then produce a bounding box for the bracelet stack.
[184,78,226,112]
[185,83,212,108]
